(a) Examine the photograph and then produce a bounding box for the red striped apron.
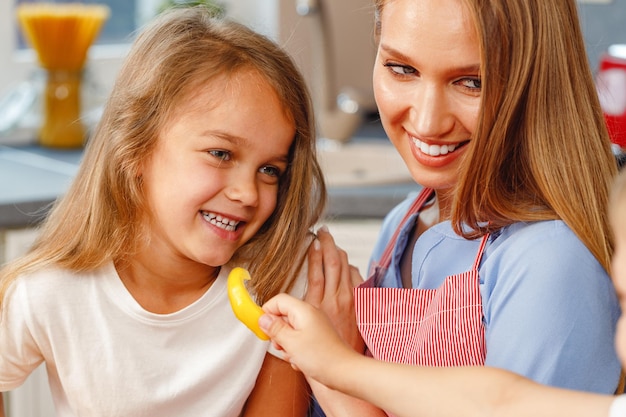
[354,187,489,368]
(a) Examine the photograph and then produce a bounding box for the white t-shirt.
[610,395,626,417]
[0,262,303,417]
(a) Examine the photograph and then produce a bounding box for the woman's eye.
[208,149,231,161]
[384,62,416,76]
[259,165,281,178]
[458,77,482,91]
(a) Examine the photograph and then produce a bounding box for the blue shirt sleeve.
[480,221,622,393]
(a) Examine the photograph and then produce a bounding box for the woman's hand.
[305,226,364,352]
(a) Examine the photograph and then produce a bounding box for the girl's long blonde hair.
[375,0,617,272]
[0,7,326,307]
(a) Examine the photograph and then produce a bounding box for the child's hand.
[259,293,354,385]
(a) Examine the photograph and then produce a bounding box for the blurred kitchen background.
[1,0,626,415]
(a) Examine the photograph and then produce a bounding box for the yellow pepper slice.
[227,267,269,340]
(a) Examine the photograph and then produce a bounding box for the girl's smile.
[201,211,241,233]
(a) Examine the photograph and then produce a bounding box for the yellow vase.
[16,3,110,148]
[40,69,85,148]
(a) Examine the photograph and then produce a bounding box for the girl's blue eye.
[259,165,281,178]
[208,149,231,161]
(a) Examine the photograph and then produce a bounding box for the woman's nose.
[410,83,454,139]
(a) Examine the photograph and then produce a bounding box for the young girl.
[259,167,626,417]
[304,0,622,414]
[0,7,325,417]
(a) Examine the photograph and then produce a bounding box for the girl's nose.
[410,83,454,139]
[225,172,259,207]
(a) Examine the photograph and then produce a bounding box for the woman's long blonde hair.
[375,0,617,272]
[0,7,326,306]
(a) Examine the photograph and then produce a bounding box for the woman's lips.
[409,136,470,168]
[411,136,468,156]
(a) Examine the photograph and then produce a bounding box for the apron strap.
[472,233,491,270]
[377,187,435,271]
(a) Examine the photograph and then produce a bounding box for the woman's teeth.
[412,137,459,156]
[203,212,239,232]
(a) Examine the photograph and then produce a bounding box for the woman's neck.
[434,188,454,222]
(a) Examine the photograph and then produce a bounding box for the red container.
[597,49,626,149]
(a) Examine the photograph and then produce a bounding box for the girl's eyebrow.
[201,130,290,163]
[201,130,243,144]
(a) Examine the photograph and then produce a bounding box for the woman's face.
[139,70,294,272]
[373,0,481,192]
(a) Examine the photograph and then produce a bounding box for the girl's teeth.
[414,137,458,156]
[203,212,239,232]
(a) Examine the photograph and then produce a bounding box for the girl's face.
[140,70,294,271]
[612,205,626,365]
[373,0,481,192]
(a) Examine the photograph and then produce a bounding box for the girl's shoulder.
[8,263,113,306]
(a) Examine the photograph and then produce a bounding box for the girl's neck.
[114,257,220,314]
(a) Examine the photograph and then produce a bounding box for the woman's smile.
[410,136,469,157]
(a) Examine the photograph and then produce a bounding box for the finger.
[333,252,355,305]
[261,293,315,333]
[271,340,284,352]
[349,264,363,287]
[262,293,300,318]
[258,312,295,352]
[316,226,343,295]
[305,237,324,305]
[337,248,353,291]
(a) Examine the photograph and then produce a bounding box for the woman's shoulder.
[483,220,609,284]
[492,220,585,254]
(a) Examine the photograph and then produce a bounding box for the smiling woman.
[301,0,623,415]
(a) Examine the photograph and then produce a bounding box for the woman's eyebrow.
[379,43,480,74]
